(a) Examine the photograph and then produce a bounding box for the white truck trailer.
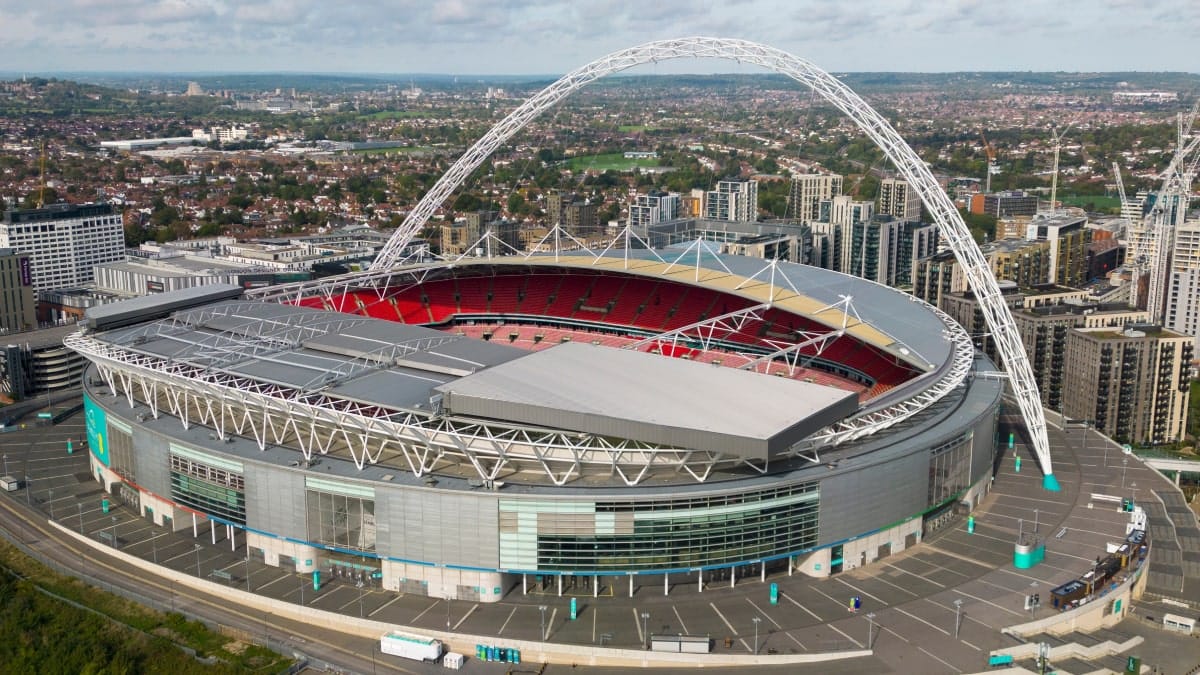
[380,631,443,662]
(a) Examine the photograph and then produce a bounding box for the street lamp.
[1122,457,1128,488]
[953,599,963,639]
[640,611,650,649]
[445,587,451,632]
[540,605,549,644]
[152,533,158,563]
[110,516,118,549]
[3,453,7,477]
[1131,482,1137,505]
[357,580,365,618]
[194,544,202,577]
[866,612,876,648]
[1033,508,1038,534]
[752,616,762,655]
[77,502,83,534]
[25,476,32,506]
[48,487,54,520]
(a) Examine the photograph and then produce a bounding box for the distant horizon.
[3,69,1198,79]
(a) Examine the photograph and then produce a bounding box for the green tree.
[21,188,58,208]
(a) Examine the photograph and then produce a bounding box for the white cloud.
[0,0,1196,73]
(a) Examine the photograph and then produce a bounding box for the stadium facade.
[69,251,1003,602]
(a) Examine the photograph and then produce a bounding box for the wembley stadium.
[66,248,1004,602]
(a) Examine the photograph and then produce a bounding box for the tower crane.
[1143,102,1200,322]
[1047,123,1073,213]
[980,130,998,193]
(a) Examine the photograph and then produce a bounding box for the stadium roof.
[436,342,858,459]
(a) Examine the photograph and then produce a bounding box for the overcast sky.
[2,0,1198,75]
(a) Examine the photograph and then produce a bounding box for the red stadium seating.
[318,269,920,391]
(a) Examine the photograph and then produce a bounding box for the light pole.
[245,549,251,592]
[540,605,549,644]
[25,476,32,506]
[640,611,650,650]
[77,503,83,534]
[954,599,963,638]
[194,544,202,577]
[445,588,451,633]
[299,576,305,605]
[1122,457,1128,488]
[1033,508,1038,534]
[3,453,7,477]
[1131,482,1137,505]
[48,487,54,520]
[866,612,876,648]
[752,616,762,654]
[357,580,365,618]
[110,516,118,549]
[152,534,158,563]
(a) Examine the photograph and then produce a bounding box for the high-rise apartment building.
[704,179,758,222]
[878,178,921,222]
[545,191,598,237]
[1163,219,1200,349]
[789,174,842,222]
[629,190,681,230]
[1063,325,1191,445]
[1024,213,1090,287]
[0,203,125,294]
[913,251,967,308]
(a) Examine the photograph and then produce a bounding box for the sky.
[1,0,1198,75]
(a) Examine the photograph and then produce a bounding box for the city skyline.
[2,0,1199,75]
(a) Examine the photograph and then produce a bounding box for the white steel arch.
[369,36,1057,487]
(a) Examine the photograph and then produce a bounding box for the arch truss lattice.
[366,36,1056,486]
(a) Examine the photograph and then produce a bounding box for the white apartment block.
[789,174,842,222]
[1164,220,1200,349]
[628,190,681,229]
[704,179,758,223]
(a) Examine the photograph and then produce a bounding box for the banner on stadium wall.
[84,395,110,467]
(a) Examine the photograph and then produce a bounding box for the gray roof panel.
[436,342,859,458]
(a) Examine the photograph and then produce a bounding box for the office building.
[970,191,1040,218]
[0,248,35,334]
[0,203,126,294]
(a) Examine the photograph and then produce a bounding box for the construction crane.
[1142,102,1200,322]
[1111,162,1141,222]
[37,142,47,208]
[980,130,998,193]
[1047,123,1073,213]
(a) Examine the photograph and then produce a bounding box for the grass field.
[1060,194,1121,209]
[564,152,660,172]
